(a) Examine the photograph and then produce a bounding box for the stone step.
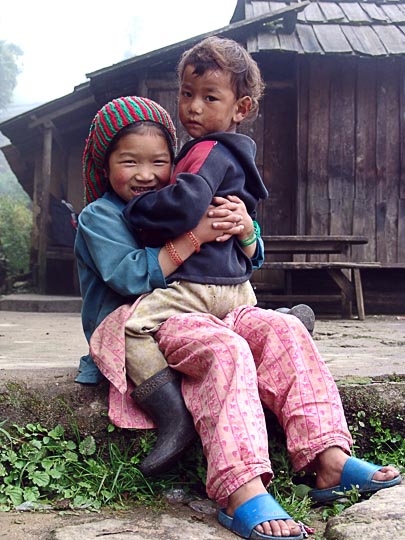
[0,293,82,313]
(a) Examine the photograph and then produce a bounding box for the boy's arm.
[76,196,246,295]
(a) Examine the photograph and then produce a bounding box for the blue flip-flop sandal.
[218,493,304,540]
[309,456,402,503]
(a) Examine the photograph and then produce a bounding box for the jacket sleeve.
[76,201,166,297]
[251,236,264,270]
[124,144,231,243]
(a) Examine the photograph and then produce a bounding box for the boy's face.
[107,132,172,203]
[179,65,251,138]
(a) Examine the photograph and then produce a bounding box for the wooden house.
[1,0,404,313]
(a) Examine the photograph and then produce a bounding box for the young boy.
[119,37,269,474]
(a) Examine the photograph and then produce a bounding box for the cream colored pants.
[124,280,256,385]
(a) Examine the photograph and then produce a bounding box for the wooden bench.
[253,261,384,320]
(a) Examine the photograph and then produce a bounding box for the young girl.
[78,96,401,540]
[75,94,265,474]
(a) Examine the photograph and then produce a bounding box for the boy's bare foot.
[227,477,302,537]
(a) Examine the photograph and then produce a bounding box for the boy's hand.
[210,195,254,242]
[193,197,244,244]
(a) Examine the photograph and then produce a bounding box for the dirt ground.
[0,502,328,540]
[1,312,405,379]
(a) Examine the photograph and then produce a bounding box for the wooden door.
[259,85,298,237]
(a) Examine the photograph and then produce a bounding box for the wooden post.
[37,124,53,293]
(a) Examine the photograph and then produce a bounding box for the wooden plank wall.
[298,55,405,264]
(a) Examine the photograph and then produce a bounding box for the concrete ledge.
[1,369,404,448]
[0,370,109,438]
[0,294,82,313]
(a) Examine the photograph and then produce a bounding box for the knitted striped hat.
[83,96,177,204]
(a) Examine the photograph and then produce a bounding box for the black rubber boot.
[131,367,197,476]
[276,304,315,334]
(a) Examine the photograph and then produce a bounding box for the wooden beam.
[28,96,96,129]
[45,120,67,162]
[37,126,53,294]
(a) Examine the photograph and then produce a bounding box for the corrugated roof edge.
[85,2,309,80]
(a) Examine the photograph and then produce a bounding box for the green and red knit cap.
[83,96,177,204]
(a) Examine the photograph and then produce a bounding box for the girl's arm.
[77,197,245,295]
[158,201,245,275]
[159,195,264,276]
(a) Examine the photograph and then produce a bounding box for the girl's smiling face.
[107,129,172,203]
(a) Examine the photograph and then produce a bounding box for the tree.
[0,41,29,289]
[0,40,23,111]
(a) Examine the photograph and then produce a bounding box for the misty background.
[1,0,237,114]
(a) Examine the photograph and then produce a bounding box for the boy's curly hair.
[177,36,265,122]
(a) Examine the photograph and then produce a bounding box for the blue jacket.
[124,132,268,285]
[74,191,166,343]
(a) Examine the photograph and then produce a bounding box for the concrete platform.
[1,296,404,379]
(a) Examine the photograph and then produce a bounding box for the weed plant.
[0,422,181,512]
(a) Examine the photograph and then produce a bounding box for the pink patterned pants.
[155,305,352,506]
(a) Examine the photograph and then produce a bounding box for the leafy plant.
[362,414,405,471]
[318,486,361,521]
[0,421,176,512]
[0,412,403,529]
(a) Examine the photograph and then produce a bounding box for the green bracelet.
[239,221,261,246]
[239,233,256,246]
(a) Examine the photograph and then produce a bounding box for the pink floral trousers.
[155,305,352,506]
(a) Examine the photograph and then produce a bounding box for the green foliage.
[0,162,29,202]
[0,40,23,111]
[318,486,361,521]
[362,414,405,470]
[0,194,32,278]
[0,413,403,526]
[349,410,405,471]
[265,412,405,526]
[0,421,179,512]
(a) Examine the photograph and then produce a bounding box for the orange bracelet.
[186,231,201,253]
[165,240,184,266]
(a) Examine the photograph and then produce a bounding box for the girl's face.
[107,131,172,203]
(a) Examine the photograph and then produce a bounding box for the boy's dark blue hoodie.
[124,132,268,285]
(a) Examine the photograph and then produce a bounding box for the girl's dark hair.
[177,36,265,122]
